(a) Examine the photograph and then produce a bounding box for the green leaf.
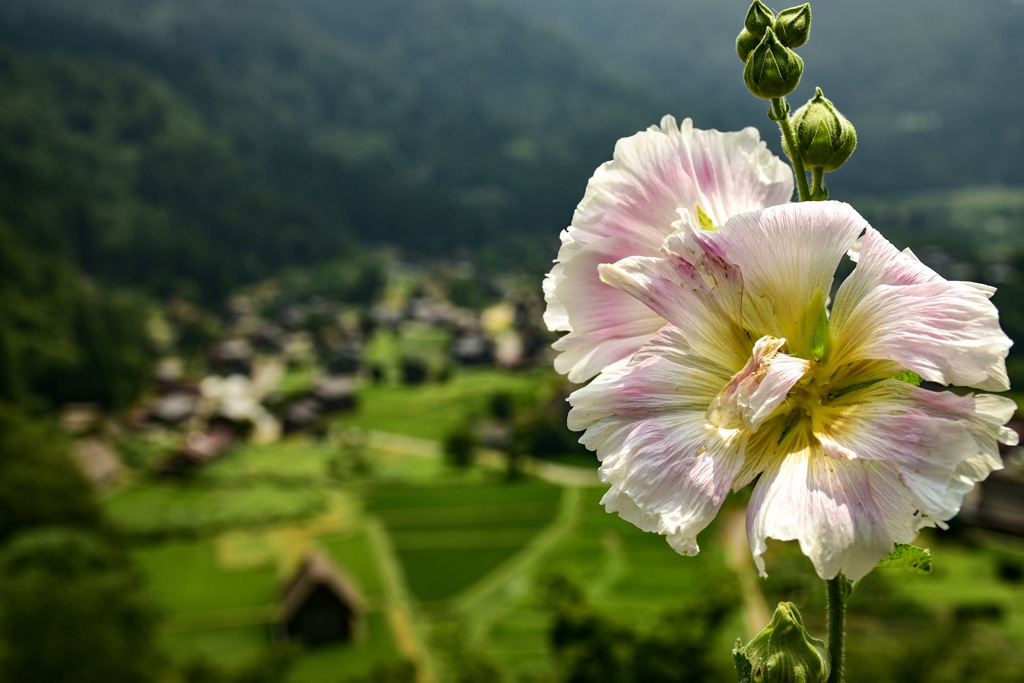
[892,370,923,386]
[878,543,932,574]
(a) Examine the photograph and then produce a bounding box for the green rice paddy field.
[102,368,1024,682]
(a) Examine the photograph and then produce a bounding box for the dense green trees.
[0,409,163,682]
[0,528,162,683]
[0,218,154,410]
[0,409,103,543]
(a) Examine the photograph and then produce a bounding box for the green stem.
[826,576,849,683]
[811,167,825,199]
[771,97,811,202]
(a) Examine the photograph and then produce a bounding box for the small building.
[70,438,123,489]
[313,375,358,413]
[207,339,255,377]
[156,420,236,476]
[277,552,364,645]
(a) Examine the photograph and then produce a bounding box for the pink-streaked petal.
[544,116,792,381]
[829,280,1012,391]
[598,254,751,372]
[708,336,811,431]
[831,227,941,325]
[746,437,919,581]
[570,116,794,246]
[708,202,867,352]
[597,412,747,556]
[892,386,1017,481]
[816,380,1008,523]
[549,236,666,383]
[567,326,735,436]
[566,327,746,555]
[829,225,1013,391]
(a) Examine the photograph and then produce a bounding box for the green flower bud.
[739,602,829,683]
[736,29,761,63]
[773,4,811,49]
[737,1,775,62]
[745,0,775,36]
[784,87,858,171]
[743,28,804,99]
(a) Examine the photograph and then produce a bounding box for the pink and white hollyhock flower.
[543,116,793,383]
[568,201,1017,581]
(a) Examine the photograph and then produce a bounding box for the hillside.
[489,0,1024,194]
[0,0,668,271]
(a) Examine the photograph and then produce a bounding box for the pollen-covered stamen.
[708,335,813,431]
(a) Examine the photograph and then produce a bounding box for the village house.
[276,551,365,645]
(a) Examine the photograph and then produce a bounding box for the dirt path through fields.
[721,508,772,638]
[366,518,438,683]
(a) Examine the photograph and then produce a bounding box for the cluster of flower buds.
[737,1,810,99]
[737,1,857,183]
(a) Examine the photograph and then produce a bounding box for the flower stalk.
[825,576,851,683]
[770,97,811,202]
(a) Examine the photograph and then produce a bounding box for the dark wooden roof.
[278,551,364,623]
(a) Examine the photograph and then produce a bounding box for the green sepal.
[878,543,933,574]
[696,204,717,231]
[737,28,761,62]
[738,1,775,62]
[773,4,811,48]
[809,304,831,362]
[734,640,755,683]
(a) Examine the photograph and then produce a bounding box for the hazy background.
[1,1,1023,682]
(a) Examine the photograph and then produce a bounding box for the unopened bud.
[773,4,811,49]
[737,1,775,62]
[784,87,858,171]
[743,28,803,99]
[745,0,775,36]
[738,602,829,683]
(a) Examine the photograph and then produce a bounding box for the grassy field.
[333,367,553,440]
[105,480,329,538]
[364,480,563,604]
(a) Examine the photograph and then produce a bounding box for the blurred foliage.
[0,219,155,410]
[0,408,103,544]
[0,527,162,683]
[539,571,741,683]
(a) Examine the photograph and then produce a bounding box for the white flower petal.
[544,116,792,381]
[746,436,919,581]
[598,254,752,372]
[568,326,735,436]
[549,236,666,383]
[567,326,746,554]
[830,226,1012,391]
[816,380,1010,523]
[830,280,1012,391]
[708,202,867,353]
